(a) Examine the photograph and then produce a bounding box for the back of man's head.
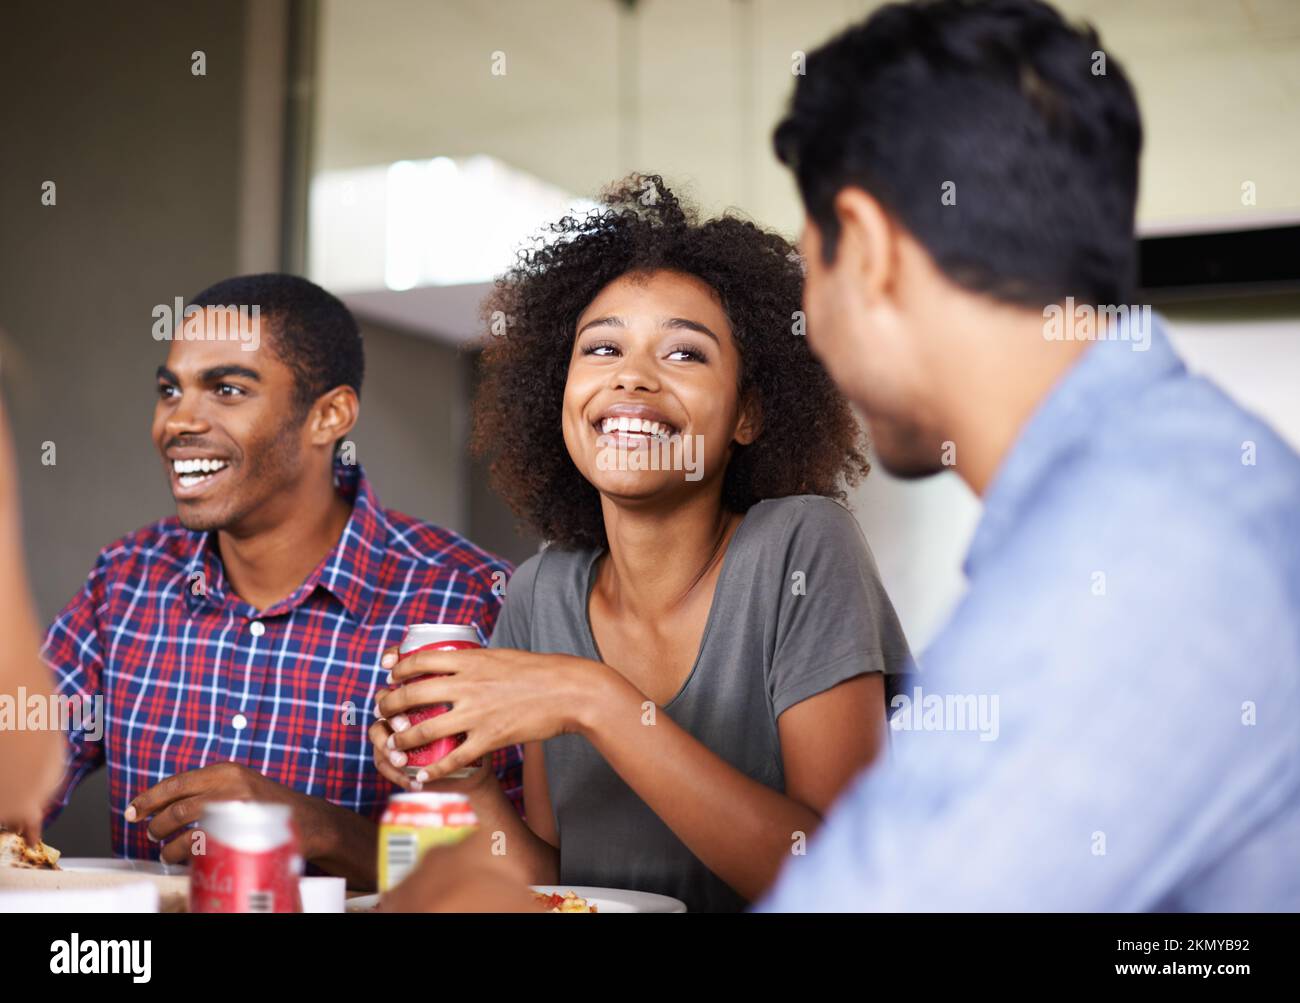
[774,0,1143,309]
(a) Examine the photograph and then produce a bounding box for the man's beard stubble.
[867,415,948,480]
[176,412,306,533]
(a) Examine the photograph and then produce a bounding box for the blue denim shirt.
[759,312,1300,911]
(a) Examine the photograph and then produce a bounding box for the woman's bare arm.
[582,670,885,902]
[379,647,886,902]
[0,394,65,823]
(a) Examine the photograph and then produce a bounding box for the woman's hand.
[372,645,617,783]
[367,715,500,798]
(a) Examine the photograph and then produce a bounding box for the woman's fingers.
[376,675,456,718]
[369,718,413,789]
[385,646,489,683]
[418,734,490,783]
[375,751,413,790]
[388,706,470,753]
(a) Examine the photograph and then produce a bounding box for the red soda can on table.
[189,801,303,913]
[397,623,482,780]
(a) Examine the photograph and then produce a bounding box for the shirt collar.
[184,462,389,621]
[963,309,1184,577]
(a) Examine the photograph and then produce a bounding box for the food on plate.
[0,828,62,870]
[533,890,597,913]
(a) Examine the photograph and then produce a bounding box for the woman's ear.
[735,389,763,446]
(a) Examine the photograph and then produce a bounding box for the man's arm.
[758,493,1299,911]
[126,762,382,890]
[289,793,380,890]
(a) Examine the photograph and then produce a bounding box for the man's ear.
[833,187,897,303]
[735,389,762,446]
[310,386,359,449]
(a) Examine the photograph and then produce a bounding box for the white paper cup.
[298,875,346,913]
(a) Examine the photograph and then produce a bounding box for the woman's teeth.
[172,458,228,488]
[599,416,675,439]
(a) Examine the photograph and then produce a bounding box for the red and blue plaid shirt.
[41,463,521,860]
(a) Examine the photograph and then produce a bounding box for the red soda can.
[189,801,303,913]
[398,623,482,780]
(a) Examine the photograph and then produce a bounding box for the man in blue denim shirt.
[760,0,1300,910]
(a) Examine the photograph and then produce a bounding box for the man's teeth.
[599,416,675,438]
[172,458,228,487]
[173,458,228,474]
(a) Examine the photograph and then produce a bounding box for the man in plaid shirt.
[38,274,521,890]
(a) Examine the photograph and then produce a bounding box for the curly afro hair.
[471,174,870,551]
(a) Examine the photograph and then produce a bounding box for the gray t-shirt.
[488,494,912,912]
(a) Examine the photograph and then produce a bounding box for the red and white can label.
[402,639,479,768]
[190,835,304,913]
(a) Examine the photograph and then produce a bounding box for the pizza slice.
[0,829,62,870]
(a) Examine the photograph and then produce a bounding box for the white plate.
[61,857,188,876]
[65,859,346,913]
[13,858,190,912]
[348,885,686,913]
[532,885,686,913]
[0,881,160,913]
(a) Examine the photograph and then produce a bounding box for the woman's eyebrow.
[576,315,625,336]
[663,317,719,344]
[575,314,719,345]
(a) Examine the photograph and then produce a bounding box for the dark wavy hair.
[774,0,1142,308]
[471,174,870,551]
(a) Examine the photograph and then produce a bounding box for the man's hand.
[379,826,538,913]
[126,762,325,866]
[127,762,381,889]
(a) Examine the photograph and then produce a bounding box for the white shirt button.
[232,713,248,731]
[249,620,265,637]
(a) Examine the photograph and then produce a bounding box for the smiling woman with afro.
[374,173,912,915]
[471,173,871,549]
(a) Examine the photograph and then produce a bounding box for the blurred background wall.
[1,0,1296,855]
[305,0,1300,643]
